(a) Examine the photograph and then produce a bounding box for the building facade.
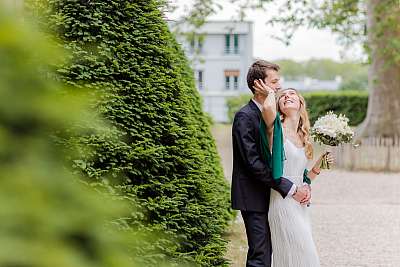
[169,21,254,122]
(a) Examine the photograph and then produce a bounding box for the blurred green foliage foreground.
[26,0,233,266]
[0,0,234,265]
[0,8,185,267]
[0,10,122,267]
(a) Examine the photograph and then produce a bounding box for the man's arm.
[273,179,312,201]
[233,112,282,187]
[233,112,308,200]
[272,178,295,199]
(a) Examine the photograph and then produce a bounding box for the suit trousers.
[241,211,272,267]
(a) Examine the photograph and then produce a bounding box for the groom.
[231,60,310,267]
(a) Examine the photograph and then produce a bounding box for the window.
[194,70,204,90]
[190,38,196,53]
[225,34,239,54]
[225,76,230,90]
[197,70,204,90]
[225,34,231,54]
[234,76,239,90]
[198,37,204,52]
[224,70,240,90]
[189,35,204,54]
[234,34,239,54]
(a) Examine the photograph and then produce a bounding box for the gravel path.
[310,170,400,267]
[212,124,400,267]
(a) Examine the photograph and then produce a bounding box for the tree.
[357,0,400,138]
[0,7,179,267]
[175,0,400,138]
[27,0,232,265]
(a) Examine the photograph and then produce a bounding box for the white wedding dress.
[269,138,320,267]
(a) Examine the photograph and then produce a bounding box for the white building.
[283,77,342,91]
[169,20,254,122]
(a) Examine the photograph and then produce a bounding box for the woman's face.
[278,89,301,115]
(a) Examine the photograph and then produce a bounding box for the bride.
[253,80,335,267]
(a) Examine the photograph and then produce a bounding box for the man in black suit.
[231,60,310,267]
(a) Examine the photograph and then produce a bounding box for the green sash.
[259,112,285,181]
[259,112,311,185]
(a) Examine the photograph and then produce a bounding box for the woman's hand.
[253,79,275,97]
[308,151,337,182]
[316,151,336,169]
[325,152,336,167]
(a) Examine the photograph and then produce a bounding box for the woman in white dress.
[253,81,335,267]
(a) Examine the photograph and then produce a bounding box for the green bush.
[227,91,368,126]
[0,9,179,267]
[303,90,368,126]
[226,94,253,123]
[30,0,232,266]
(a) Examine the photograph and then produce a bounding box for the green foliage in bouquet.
[27,0,233,265]
[0,10,185,267]
[311,112,354,146]
[310,131,354,147]
[310,111,354,169]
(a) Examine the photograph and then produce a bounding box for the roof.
[168,20,253,34]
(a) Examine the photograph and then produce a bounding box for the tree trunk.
[356,0,400,139]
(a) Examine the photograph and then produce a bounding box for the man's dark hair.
[246,60,280,93]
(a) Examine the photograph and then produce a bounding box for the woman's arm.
[307,152,336,181]
[253,79,276,151]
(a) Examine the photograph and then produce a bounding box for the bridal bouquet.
[311,111,354,169]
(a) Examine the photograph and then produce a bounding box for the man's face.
[263,69,281,92]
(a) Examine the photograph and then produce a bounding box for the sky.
[167,0,364,62]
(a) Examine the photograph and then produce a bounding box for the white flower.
[311,111,354,146]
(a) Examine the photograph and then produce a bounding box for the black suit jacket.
[231,100,294,212]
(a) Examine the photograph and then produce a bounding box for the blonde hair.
[277,88,313,159]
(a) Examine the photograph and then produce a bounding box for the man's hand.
[293,185,311,205]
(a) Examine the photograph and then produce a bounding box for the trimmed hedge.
[303,90,368,126]
[226,94,253,123]
[0,10,174,267]
[32,0,232,266]
[227,90,368,126]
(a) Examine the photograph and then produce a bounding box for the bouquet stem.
[320,145,334,169]
[320,152,330,169]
